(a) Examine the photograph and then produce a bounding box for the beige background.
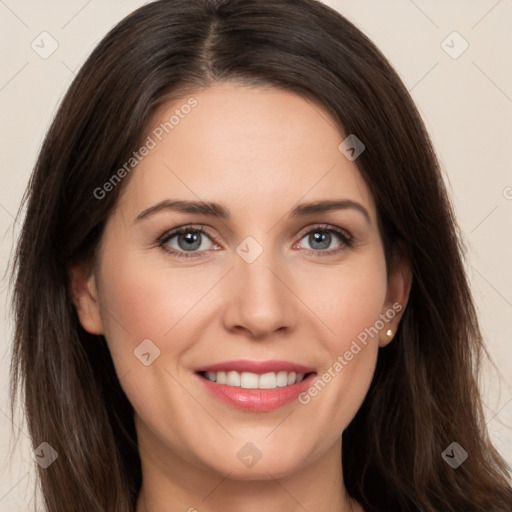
[1,0,511,509]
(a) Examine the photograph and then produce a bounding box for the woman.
[9,0,512,511]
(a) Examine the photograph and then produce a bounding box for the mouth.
[197,370,315,389]
[194,360,317,411]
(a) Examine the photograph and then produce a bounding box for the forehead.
[117,82,376,224]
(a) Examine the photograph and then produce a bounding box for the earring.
[386,329,393,337]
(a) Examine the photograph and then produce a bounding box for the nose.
[221,250,296,340]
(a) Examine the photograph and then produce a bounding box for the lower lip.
[195,372,317,412]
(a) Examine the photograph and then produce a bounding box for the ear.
[379,248,412,348]
[68,263,104,335]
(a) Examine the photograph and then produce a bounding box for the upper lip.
[195,359,316,375]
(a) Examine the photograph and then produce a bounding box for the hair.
[8,0,512,511]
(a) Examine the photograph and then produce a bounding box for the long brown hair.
[9,1,512,510]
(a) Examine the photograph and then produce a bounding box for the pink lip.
[194,359,315,374]
[194,359,317,412]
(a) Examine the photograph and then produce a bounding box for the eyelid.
[296,223,352,242]
[157,224,216,244]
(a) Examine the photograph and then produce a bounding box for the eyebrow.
[135,199,371,225]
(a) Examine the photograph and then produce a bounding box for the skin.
[70,82,412,512]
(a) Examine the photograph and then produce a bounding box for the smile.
[199,370,309,389]
[194,360,317,412]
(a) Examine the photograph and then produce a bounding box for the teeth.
[203,370,307,389]
[240,372,259,389]
[276,371,288,387]
[259,372,276,389]
[226,371,240,386]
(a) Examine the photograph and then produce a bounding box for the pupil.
[311,231,330,250]
[179,231,201,251]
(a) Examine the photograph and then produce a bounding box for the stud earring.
[386,329,393,336]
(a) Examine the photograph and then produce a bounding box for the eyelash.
[157,223,354,260]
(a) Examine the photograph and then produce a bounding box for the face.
[71,82,410,482]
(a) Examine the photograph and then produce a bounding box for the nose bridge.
[223,236,295,337]
[238,255,280,301]
[236,240,284,307]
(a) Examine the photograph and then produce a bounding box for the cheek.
[296,254,387,431]
[96,247,205,359]
[99,238,388,356]
[302,253,388,343]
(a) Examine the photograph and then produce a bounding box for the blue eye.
[157,223,353,260]
[158,225,216,259]
[297,225,353,254]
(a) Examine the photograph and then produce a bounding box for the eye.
[295,224,353,256]
[157,223,354,260]
[158,225,219,259]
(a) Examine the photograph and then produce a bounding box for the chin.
[199,447,309,481]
